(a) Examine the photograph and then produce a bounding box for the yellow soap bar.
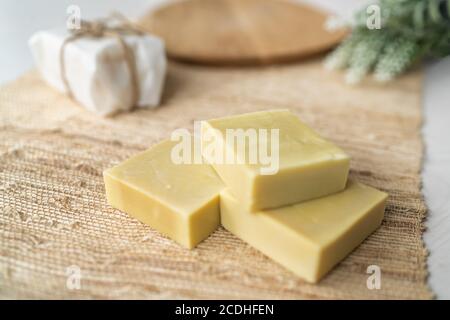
[201,110,350,211]
[104,139,224,249]
[220,181,388,283]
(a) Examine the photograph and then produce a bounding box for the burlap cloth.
[0,59,433,299]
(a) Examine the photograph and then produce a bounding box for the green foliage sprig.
[325,0,450,83]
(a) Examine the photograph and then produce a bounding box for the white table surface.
[1,0,449,299]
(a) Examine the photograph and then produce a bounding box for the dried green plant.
[325,0,450,83]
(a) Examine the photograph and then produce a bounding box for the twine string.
[59,12,144,108]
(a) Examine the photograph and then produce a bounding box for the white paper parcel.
[29,29,167,116]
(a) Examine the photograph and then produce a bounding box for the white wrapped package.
[29,28,167,116]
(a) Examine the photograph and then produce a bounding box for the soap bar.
[29,28,166,116]
[104,138,224,249]
[201,110,350,211]
[220,181,388,283]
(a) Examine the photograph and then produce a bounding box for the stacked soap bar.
[104,110,387,282]
[221,181,387,282]
[201,110,350,211]
[104,139,224,249]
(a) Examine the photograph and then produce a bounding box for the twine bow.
[59,12,144,108]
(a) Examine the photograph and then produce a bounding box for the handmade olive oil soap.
[220,181,388,282]
[201,110,350,211]
[104,139,224,249]
[29,28,167,116]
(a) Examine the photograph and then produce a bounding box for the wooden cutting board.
[139,0,347,65]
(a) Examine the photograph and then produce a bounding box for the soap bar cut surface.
[104,139,224,249]
[201,110,350,211]
[220,181,388,282]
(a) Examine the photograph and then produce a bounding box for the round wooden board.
[139,0,347,65]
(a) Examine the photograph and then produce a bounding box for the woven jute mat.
[0,59,433,299]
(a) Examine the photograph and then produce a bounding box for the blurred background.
[0,0,449,298]
[0,0,355,83]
